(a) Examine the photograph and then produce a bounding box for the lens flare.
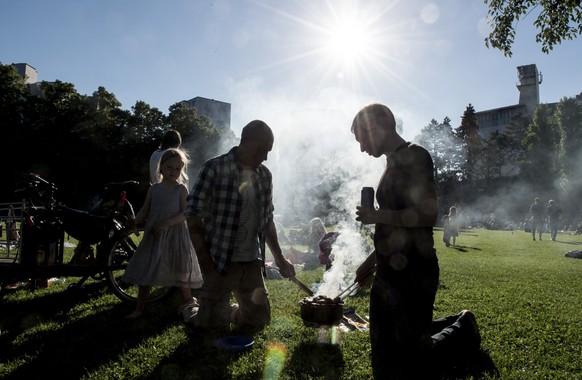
[263,342,288,380]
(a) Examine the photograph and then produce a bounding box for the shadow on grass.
[143,327,235,380]
[441,348,499,380]
[557,240,582,246]
[0,280,182,379]
[445,245,482,253]
[287,341,344,378]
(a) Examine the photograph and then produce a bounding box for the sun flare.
[313,2,396,84]
[324,17,371,68]
[251,0,410,92]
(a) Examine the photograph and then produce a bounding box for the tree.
[480,130,506,183]
[521,104,561,190]
[414,117,464,205]
[455,104,483,186]
[485,0,582,56]
[0,63,30,197]
[166,102,225,171]
[501,113,531,176]
[556,97,582,180]
[555,97,582,223]
[0,63,29,126]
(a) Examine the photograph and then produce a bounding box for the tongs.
[335,281,360,300]
[289,276,314,296]
[335,267,376,300]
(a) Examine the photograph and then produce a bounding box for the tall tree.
[125,101,165,147]
[456,104,483,186]
[0,63,29,126]
[414,117,464,205]
[521,104,561,191]
[555,97,582,220]
[501,113,531,176]
[484,0,582,56]
[0,64,30,197]
[480,130,505,184]
[556,97,582,181]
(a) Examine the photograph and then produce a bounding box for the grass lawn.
[1,228,581,379]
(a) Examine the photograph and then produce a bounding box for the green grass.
[1,229,582,379]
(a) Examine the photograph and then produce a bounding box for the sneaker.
[459,310,481,350]
[178,298,199,323]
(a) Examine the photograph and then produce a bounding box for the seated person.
[307,217,327,253]
[318,231,340,270]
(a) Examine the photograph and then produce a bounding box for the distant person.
[150,129,182,185]
[307,217,327,253]
[186,120,295,331]
[123,148,203,321]
[442,206,460,247]
[351,103,481,379]
[546,199,562,241]
[529,197,545,241]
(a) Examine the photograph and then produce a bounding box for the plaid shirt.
[185,147,274,273]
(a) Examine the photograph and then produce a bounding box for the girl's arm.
[133,187,152,225]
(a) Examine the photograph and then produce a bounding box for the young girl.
[442,206,459,247]
[123,148,203,321]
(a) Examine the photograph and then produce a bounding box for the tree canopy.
[0,62,234,207]
[485,0,582,56]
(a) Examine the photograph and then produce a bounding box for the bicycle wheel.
[104,232,174,303]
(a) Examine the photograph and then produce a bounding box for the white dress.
[123,183,203,288]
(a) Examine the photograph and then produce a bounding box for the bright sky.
[2,0,581,141]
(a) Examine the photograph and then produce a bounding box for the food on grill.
[303,295,341,304]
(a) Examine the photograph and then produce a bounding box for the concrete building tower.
[181,96,231,130]
[12,63,38,84]
[516,64,541,115]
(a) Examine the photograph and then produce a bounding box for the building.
[181,96,231,130]
[12,63,43,95]
[476,64,542,138]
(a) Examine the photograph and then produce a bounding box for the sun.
[249,1,407,91]
[312,2,396,84]
[324,17,371,69]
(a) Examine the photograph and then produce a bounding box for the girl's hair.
[449,206,457,215]
[159,148,190,184]
[159,129,182,150]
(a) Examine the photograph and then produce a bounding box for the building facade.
[476,64,541,138]
[181,96,231,130]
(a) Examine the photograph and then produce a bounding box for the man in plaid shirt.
[186,120,295,330]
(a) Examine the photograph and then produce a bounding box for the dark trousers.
[370,266,439,380]
[369,263,480,379]
[549,222,559,240]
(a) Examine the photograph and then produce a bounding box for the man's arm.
[266,218,295,278]
[355,250,376,285]
[187,214,214,274]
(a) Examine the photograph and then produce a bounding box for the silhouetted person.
[529,197,544,240]
[186,120,295,331]
[546,199,562,241]
[352,103,481,379]
[442,206,459,247]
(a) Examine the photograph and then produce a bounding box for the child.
[442,206,459,247]
[123,148,203,321]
